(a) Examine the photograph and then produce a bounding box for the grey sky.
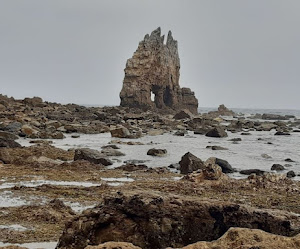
[0,0,300,109]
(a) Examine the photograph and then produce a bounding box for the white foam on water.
[0,241,57,249]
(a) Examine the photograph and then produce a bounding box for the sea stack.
[120,27,198,114]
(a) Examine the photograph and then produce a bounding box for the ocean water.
[199,107,300,118]
[18,129,300,180]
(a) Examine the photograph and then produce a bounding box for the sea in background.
[199,107,300,118]
[84,104,300,118]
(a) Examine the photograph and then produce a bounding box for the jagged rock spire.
[120,28,198,114]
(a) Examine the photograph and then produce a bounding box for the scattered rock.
[240,169,265,176]
[271,164,285,171]
[117,164,148,172]
[229,138,242,142]
[0,131,18,140]
[101,148,125,157]
[275,131,290,136]
[0,138,21,148]
[174,130,187,136]
[205,127,228,138]
[285,158,295,162]
[179,152,205,174]
[206,146,228,150]
[110,126,131,138]
[173,109,193,120]
[206,157,235,173]
[147,148,167,157]
[287,171,296,178]
[74,148,113,166]
[261,154,272,159]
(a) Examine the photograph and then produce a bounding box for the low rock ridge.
[56,192,300,249]
[120,27,198,114]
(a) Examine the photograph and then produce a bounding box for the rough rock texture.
[181,227,300,249]
[74,148,113,166]
[57,193,300,249]
[83,228,300,249]
[120,27,198,114]
[179,152,205,174]
[85,242,141,249]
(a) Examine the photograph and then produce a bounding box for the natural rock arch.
[120,27,198,114]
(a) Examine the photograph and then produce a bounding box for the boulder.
[275,131,290,136]
[262,113,288,120]
[110,127,130,138]
[205,127,228,138]
[21,124,38,136]
[206,157,235,173]
[147,148,167,157]
[101,148,125,157]
[271,164,285,171]
[240,169,265,176]
[287,171,296,178]
[179,152,205,174]
[74,148,113,166]
[0,138,21,148]
[173,109,193,120]
[57,193,300,249]
[206,146,228,150]
[117,164,148,172]
[119,28,198,114]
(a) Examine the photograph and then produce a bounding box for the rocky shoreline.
[0,93,300,248]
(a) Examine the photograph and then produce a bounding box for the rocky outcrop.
[74,148,113,166]
[84,228,300,249]
[179,152,205,174]
[57,192,300,249]
[181,227,300,249]
[120,28,198,114]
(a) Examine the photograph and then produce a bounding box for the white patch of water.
[0,241,57,249]
[0,224,28,231]
[0,180,101,189]
[17,130,300,180]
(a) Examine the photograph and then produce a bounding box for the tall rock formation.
[120,28,198,114]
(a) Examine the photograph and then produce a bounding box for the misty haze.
[1,1,300,249]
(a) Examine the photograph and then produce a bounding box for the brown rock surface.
[120,27,198,114]
[56,192,300,249]
[85,242,141,249]
[181,227,300,249]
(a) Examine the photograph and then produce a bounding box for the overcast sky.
[0,1,300,109]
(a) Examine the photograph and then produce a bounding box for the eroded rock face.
[57,193,300,249]
[120,27,198,114]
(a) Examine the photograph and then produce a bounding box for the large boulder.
[205,127,228,138]
[0,138,21,148]
[179,152,205,174]
[57,193,300,249]
[205,157,235,173]
[74,148,113,166]
[119,27,198,114]
[110,126,131,138]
